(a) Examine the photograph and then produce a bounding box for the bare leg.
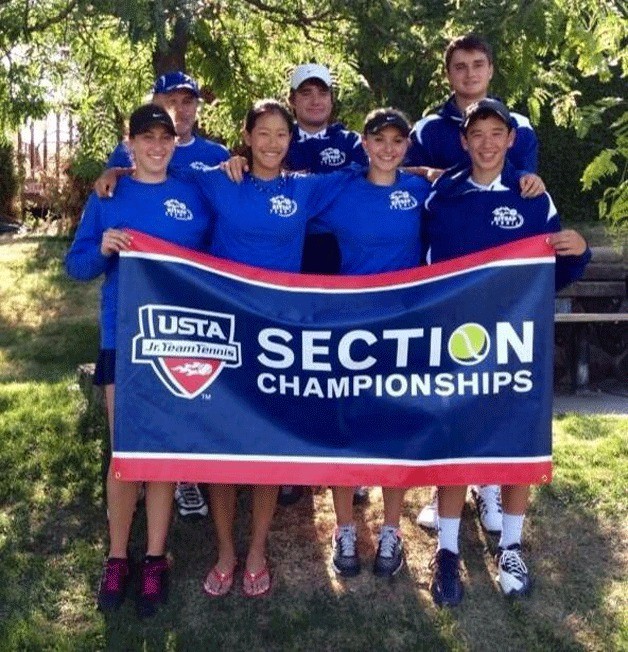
[381,487,406,527]
[104,384,140,558]
[437,485,467,518]
[501,485,529,515]
[243,485,278,595]
[331,486,355,526]
[145,481,174,556]
[207,484,238,573]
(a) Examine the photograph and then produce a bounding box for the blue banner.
[113,230,555,486]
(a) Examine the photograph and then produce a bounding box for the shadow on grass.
[0,237,100,383]
[0,395,108,649]
[95,481,626,651]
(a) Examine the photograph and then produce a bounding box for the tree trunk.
[152,16,189,75]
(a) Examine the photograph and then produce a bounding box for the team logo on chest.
[269,195,298,217]
[491,206,524,229]
[189,161,213,172]
[389,190,418,210]
[164,199,194,221]
[320,147,346,167]
[132,305,242,399]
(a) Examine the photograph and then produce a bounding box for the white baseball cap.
[290,64,333,90]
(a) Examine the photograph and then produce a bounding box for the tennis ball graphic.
[448,323,490,365]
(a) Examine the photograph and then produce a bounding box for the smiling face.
[461,114,515,184]
[155,89,199,143]
[128,124,176,182]
[289,80,333,133]
[362,125,409,183]
[446,48,494,108]
[243,110,292,179]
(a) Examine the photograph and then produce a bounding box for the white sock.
[437,517,460,554]
[499,513,525,549]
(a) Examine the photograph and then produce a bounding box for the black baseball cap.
[129,104,176,137]
[363,109,411,137]
[461,98,512,132]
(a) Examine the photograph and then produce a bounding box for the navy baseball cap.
[153,71,200,97]
[461,98,512,132]
[363,109,411,137]
[129,104,176,137]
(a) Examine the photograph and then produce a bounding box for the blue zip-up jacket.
[422,161,590,290]
[286,122,368,173]
[406,95,538,173]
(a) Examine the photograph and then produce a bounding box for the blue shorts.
[94,349,115,385]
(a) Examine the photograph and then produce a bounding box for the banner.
[113,230,555,486]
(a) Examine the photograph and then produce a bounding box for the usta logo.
[132,305,241,399]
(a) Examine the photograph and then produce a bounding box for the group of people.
[65,34,591,617]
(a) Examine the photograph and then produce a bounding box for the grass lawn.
[0,236,626,651]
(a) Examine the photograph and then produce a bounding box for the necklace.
[248,171,287,194]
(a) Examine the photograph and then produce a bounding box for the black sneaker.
[495,544,531,597]
[429,548,464,607]
[373,526,404,577]
[136,556,170,618]
[97,557,131,611]
[277,485,304,506]
[331,525,361,577]
[353,486,369,505]
[174,483,208,519]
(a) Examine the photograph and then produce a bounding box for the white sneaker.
[416,489,438,530]
[471,485,502,533]
[496,544,531,596]
[174,482,208,519]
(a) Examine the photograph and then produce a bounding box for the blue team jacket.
[422,161,590,290]
[406,95,538,173]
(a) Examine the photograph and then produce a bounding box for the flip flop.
[203,564,236,597]
[242,562,271,598]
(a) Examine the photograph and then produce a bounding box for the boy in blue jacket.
[406,34,537,181]
[423,98,589,607]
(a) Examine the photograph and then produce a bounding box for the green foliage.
[0,0,626,229]
[0,141,18,218]
[581,108,628,232]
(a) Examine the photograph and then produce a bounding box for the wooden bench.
[555,245,627,391]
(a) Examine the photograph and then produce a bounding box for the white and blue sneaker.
[496,544,531,597]
[373,526,404,577]
[174,483,208,519]
[331,524,361,577]
[471,485,502,534]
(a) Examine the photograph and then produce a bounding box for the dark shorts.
[94,349,115,386]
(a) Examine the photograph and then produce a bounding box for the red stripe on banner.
[112,458,552,486]
[124,229,554,291]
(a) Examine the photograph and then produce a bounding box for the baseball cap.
[363,109,411,137]
[461,98,512,132]
[290,63,333,90]
[153,71,200,97]
[129,104,176,137]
